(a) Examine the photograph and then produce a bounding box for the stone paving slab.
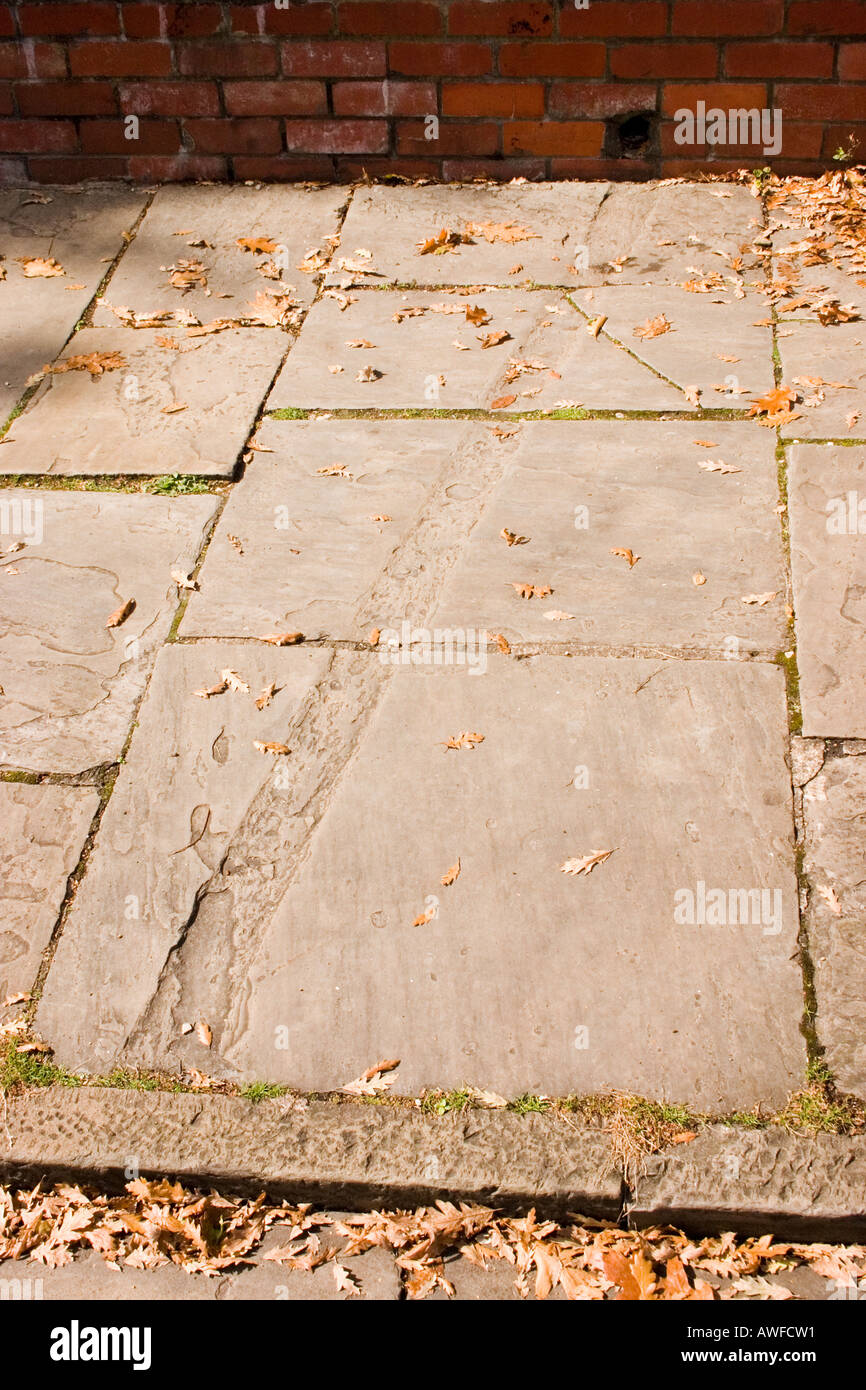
[329,182,762,289]
[0,783,98,1004]
[0,186,146,424]
[327,180,609,288]
[0,327,285,478]
[267,290,689,413]
[777,321,866,439]
[182,417,474,640]
[40,649,806,1109]
[0,490,218,773]
[430,420,787,655]
[787,444,866,737]
[93,185,346,328]
[803,752,866,1101]
[36,641,331,1069]
[574,283,775,404]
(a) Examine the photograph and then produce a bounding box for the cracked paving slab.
[0,186,147,422]
[0,782,99,1003]
[182,416,477,641]
[0,326,286,477]
[93,185,346,328]
[572,283,775,405]
[787,444,866,737]
[38,651,804,1112]
[0,489,218,773]
[267,289,688,413]
[430,421,787,655]
[803,752,866,1101]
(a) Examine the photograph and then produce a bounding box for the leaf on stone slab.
[698,459,741,474]
[260,631,304,646]
[587,314,608,338]
[16,256,65,277]
[346,338,375,348]
[491,394,517,410]
[478,330,511,349]
[412,907,436,927]
[255,681,277,711]
[317,463,352,477]
[171,569,199,590]
[692,572,707,586]
[544,609,575,620]
[105,597,135,628]
[817,885,842,916]
[416,227,471,255]
[368,627,381,647]
[221,669,250,693]
[196,1020,212,1048]
[441,859,461,886]
[440,731,485,750]
[684,384,702,406]
[511,581,552,598]
[49,351,126,378]
[465,304,491,326]
[194,678,228,699]
[610,547,640,567]
[465,221,538,244]
[560,849,615,877]
[634,313,672,339]
[342,1058,400,1095]
[740,592,777,606]
[253,740,290,756]
[493,632,511,654]
[355,365,382,382]
[236,236,278,254]
[333,1263,361,1297]
[500,527,528,546]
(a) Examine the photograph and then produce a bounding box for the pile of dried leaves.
[1,1179,863,1300]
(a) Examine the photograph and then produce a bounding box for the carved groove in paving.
[1,327,286,477]
[0,490,218,772]
[267,290,688,413]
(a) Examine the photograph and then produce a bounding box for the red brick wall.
[0,0,864,182]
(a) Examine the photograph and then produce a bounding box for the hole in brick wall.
[605,113,656,160]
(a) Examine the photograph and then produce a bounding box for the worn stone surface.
[629,1124,866,1240]
[0,783,98,1002]
[330,182,763,289]
[267,290,689,413]
[45,651,807,1110]
[1,327,285,477]
[94,184,346,327]
[803,752,866,1101]
[0,1087,622,1218]
[574,283,775,403]
[777,323,866,439]
[0,186,147,423]
[0,490,218,772]
[327,181,609,287]
[182,417,475,640]
[787,444,866,737]
[431,420,787,654]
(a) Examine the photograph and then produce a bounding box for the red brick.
[0,9,15,38]
[339,3,442,36]
[560,1,667,37]
[661,82,768,114]
[0,82,12,115]
[233,154,337,179]
[335,154,438,179]
[661,156,754,176]
[0,116,78,151]
[19,40,68,78]
[177,40,277,76]
[331,78,435,115]
[18,3,119,36]
[119,80,221,117]
[122,4,162,38]
[17,80,118,115]
[281,39,386,76]
[725,42,835,77]
[127,152,227,180]
[788,1,866,35]
[499,42,606,76]
[504,119,605,156]
[660,119,795,157]
[671,1,783,36]
[821,122,866,156]
[80,117,182,153]
[186,116,283,154]
[442,156,546,180]
[442,80,544,117]
[0,44,27,79]
[29,154,129,179]
[253,4,335,36]
[388,41,491,76]
[612,44,719,79]
[839,44,866,79]
[224,79,327,115]
[775,83,866,120]
[164,5,224,38]
[70,41,173,77]
[448,2,553,37]
[284,116,389,152]
[551,156,658,179]
[549,82,657,119]
[396,118,499,155]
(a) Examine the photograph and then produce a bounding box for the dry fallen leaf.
[544,609,575,621]
[692,571,707,586]
[698,460,741,474]
[634,313,672,339]
[368,627,381,647]
[356,365,382,382]
[255,681,277,711]
[817,884,842,916]
[412,906,436,927]
[441,859,461,886]
[194,679,228,699]
[196,1020,213,1048]
[741,592,777,606]
[332,1263,361,1297]
[260,631,304,646]
[500,527,529,546]
[417,227,471,255]
[106,597,135,628]
[253,740,290,756]
[16,256,64,278]
[440,731,485,750]
[493,632,511,654]
[610,547,640,568]
[560,849,615,877]
[466,220,537,245]
[221,669,249,693]
[236,236,278,255]
[342,1058,400,1095]
[587,314,608,338]
[511,582,552,598]
[48,351,125,378]
[171,569,198,591]
[491,394,517,410]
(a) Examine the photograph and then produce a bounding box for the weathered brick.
[661,82,768,114]
[339,3,442,36]
[119,80,221,117]
[499,42,606,77]
[19,40,69,79]
[233,154,337,179]
[70,40,173,77]
[164,4,224,38]
[223,79,327,115]
[448,2,553,37]
[549,82,657,120]
[284,116,389,152]
[177,40,277,77]
[443,156,546,180]
[18,3,119,36]
[776,83,866,120]
[186,116,283,154]
[396,118,499,155]
[281,39,386,76]
[335,154,438,179]
[331,78,436,115]
[504,119,605,156]
[560,1,667,37]
[254,3,335,36]
[0,116,78,151]
[388,41,491,76]
[671,0,783,36]
[821,122,866,156]
[0,44,27,79]
[29,154,129,179]
[0,81,13,116]
[839,44,866,79]
[80,117,182,153]
[127,152,227,180]
[611,44,719,79]
[788,1,866,35]
[725,42,835,77]
[17,80,118,115]
[442,80,544,117]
